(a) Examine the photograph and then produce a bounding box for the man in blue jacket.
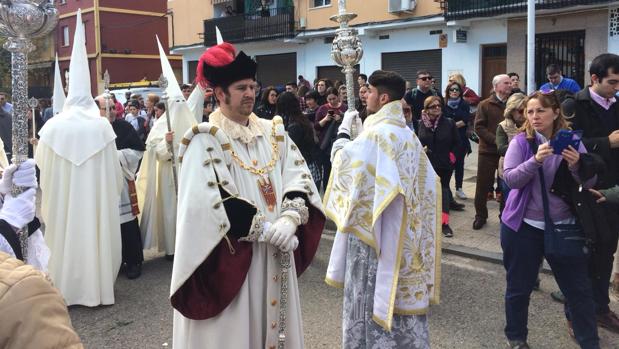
[540,64,581,93]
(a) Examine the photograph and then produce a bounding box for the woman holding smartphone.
[501,91,599,349]
[314,87,346,191]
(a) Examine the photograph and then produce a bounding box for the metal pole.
[527,0,536,94]
[28,96,37,155]
[157,74,178,195]
[103,70,112,121]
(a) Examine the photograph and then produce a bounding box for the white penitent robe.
[171,111,325,349]
[0,138,7,169]
[36,115,123,306]
[137,86,196,256]
[136,115,179,255]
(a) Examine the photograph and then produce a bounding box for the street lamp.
[330,0,363,138]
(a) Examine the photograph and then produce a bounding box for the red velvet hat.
[196,42,257,88]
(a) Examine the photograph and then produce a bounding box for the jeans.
[501,222,599,348]
[435,168,453,214]
[454,150,465,190]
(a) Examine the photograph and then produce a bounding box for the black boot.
[126,263,142,279]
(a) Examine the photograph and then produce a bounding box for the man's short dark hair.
[416,70,431,78]
[305,90,320,101]
[298,75,304,80]
[286,81,298,89]
[589,53,619,81]
[181,84,191,90]
[359,74,367,82]
[546,64,561,76]
[508,72,519,79]
[369,70,406,102]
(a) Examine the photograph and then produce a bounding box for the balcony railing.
[442,0,619,21]
[203,6,295,47]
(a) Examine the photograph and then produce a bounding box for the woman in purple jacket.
[501,91,599,349]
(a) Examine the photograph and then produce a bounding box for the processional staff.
[0,0,58,262]
[330,0,363,139]
[157,74,179,194]
[27,96,37,154]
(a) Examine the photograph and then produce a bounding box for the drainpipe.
[167,9,175,48]
[527,0,535,93]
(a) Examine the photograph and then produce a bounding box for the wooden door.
[481,44,507,99]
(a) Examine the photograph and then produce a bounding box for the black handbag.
[538,167,589,257]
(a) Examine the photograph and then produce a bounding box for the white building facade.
[172,1,619,99]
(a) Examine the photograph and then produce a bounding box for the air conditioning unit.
[388,0,416,13]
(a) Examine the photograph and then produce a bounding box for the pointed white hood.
[52,54,66,115]
[38,9,116,166]
[186,84,205,124]
[151,35,196,148]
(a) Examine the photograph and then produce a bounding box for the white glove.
[0,188,36,228]
[338,110,363,136]
[280,236,299,252]
[0,159,37,195]
[263,216,298,250]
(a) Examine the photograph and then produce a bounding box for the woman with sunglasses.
[418,96,461,237]
[443,81,472,202]
[501,91,599,349]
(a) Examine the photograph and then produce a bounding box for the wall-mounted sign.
[456,29,468,43]
[439,33,448,48]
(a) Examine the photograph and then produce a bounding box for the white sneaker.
[456,188,467,200]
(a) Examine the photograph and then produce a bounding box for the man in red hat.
[170,40,326,348]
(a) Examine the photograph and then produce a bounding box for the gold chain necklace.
[229,120,279,176]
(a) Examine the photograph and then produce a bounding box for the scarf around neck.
[421,111,441,131]
[447,98,461,109]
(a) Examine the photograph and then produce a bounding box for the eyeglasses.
[418,76,432,81]
[427,104,441,110]
[449,88,461,92]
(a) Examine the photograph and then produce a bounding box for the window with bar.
[312,0,331,7]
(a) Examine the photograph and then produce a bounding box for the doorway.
[481,44,507,99]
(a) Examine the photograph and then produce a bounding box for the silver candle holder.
[330,0,363,136]
[0,0,57,261]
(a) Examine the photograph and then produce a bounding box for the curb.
[442,242,553,274]
[324,220,552,274]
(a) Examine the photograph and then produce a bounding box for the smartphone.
[327,109,335,116]
[550,129,582,154]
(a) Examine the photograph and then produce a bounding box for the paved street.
[67,143,619,348]
[69,234,619,348]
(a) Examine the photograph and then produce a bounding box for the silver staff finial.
[103,70,110,91]
[330,0,363,139]
[27,96,38,109]
[158,73,169,90]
